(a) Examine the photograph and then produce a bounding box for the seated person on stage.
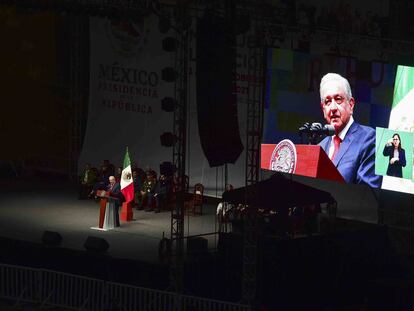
[78,163,97,199]
[216,184,234,232]
[154,174,170,212]
[132,169,143,207]
[106,175,124,227]
[136,170,157,211]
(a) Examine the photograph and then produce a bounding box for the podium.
[96,190,119,230]
[261,144,345,183]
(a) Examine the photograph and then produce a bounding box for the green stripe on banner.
[392,65,414,109]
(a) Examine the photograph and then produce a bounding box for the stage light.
[160,132,176,147]
[161,67,177,82]
[162,37,177,52]
[41,231,62,246]
[161,97,176,112]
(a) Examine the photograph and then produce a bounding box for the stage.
[2,175,414,310]
[0,177,219,264]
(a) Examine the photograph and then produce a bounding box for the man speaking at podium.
[318,73,382,188]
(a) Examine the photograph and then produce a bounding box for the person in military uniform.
[154,174,170,213]
[136,170,157,211]
[132,169,143,208]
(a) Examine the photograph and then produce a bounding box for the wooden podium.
[97,190,134,226]
[96,190,121,229]
[261,144,345,183]
[96,190,109,229]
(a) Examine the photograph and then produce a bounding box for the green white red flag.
[121,147,134,202]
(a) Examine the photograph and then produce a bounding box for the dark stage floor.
[0,177,219,263]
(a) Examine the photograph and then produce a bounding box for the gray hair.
[320,73,352,101]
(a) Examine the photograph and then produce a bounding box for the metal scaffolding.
[242,8,266,308]
[169,1,190,301]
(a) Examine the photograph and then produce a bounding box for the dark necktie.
[331,135,342,161]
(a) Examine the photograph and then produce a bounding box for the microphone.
[324,124,335,136]
[310,123,335,136]
[310,122,323,132]
[298,122,311,134]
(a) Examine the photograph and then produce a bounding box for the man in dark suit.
[107,175,123,227]
[318,73,382,188]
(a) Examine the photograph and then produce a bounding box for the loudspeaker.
[41,231,62,246]
[83,236,109,252]
[187,237,208,254]
[196,14,244,167]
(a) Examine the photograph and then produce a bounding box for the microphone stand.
[298,132,319,145]
[309,132,320,145]
[298,123,334,145]
[298,122,311,144]
[299,131,304,144]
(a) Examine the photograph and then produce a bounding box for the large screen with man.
[263,48,414,194]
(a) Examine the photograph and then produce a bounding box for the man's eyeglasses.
[322,95,346,107]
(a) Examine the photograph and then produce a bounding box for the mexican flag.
[121,147,134,202]
[381,65,414,193]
